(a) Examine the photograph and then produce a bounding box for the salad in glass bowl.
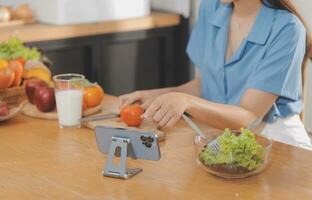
[194,128,272,178]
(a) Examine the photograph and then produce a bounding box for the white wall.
[0,0,32,7]
[295,0,312,132]
[151,0,191,17]
[304,62,312,132]
[190,0,200,23]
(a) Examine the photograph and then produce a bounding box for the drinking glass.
[53,74,85,128]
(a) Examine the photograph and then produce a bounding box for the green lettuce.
[200,129,264,171]
[0,37,41,61]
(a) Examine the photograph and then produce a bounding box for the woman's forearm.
[185,94,258,130]
[120,78,201,109]
[155,78,201,96]
[174,78,201,97]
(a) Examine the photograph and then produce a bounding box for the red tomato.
[120,105,144,127]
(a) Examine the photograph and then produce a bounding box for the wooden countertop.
[1,95,312,199]
[0,12,181,43]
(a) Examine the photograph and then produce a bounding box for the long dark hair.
[261,0,312,82]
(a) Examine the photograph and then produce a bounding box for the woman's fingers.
[143,99,162,119]
[158,111,175,127]
[141,99,154,110]
[153,104,170,122]
[118,94,129,107]
[119,92,142,109]
[165,115,180,128]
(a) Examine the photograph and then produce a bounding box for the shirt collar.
[247,5,275,45]
[209,2,275,45]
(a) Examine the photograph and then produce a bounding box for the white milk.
[55,89,83,127]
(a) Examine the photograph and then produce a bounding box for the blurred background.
[0,0,311,133]
[296,0,312,133]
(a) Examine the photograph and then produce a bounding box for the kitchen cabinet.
[26,18,190,96]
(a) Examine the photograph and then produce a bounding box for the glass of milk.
[53,74,85,128]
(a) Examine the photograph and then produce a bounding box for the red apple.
[25,79,48,104]
[33,87,55,112]
[0,101,9,116]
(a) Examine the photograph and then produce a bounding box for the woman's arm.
[185,89,278,129]
[119,77,201,109]
[143,89,278,129]
[175,78,201,97]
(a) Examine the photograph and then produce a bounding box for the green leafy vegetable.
[200,129,264,171]
[0,37,41,61]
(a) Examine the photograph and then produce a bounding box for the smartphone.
[94,126,161,161]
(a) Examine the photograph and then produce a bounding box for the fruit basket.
[194,129,272,179]
[0,86,27,121]
[0,86,26,104]
[0,37,43,121]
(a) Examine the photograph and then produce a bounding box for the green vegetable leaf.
[200,129,265,171]
[0,37,41,61]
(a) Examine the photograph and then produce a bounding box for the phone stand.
[103,136,142,179]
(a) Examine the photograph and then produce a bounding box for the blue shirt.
[186,0,307,122]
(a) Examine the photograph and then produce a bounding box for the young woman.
[119,0,312,148]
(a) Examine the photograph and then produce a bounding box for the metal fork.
[182,114,262,153]
[182,114,221,152]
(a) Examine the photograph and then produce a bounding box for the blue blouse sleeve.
[246,21,306,101]
[186,0,219,67]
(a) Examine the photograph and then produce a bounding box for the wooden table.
[1,96,312,200]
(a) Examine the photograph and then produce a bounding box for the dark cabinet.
[99,38,163,94]
[44,45,92,76]
[96,29,176,95]
[27,18,190,96]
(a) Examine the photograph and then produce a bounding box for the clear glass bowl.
[194,130,272,179]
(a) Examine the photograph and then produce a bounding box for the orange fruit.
[12,57,26,66]
[0,59,8,70]
[120,105,144,127]
[0,68,15,89]
[83,85,104,108]
[82,100,87,111]
[8,60,23,87]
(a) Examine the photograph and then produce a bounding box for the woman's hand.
[119,78,201,111]
[143,92,190,128]
[119,89,171,110]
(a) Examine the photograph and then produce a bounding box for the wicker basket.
[0,86,26,106]
[0,86,27,122]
